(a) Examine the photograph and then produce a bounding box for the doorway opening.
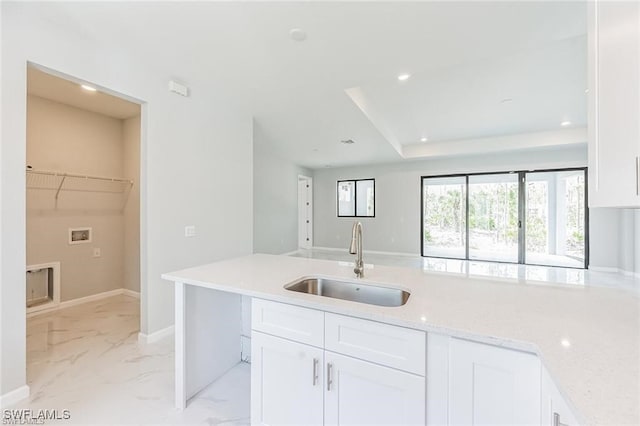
[25,63,143,386]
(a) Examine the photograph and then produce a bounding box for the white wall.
[314,146,590,255]
[1,4,253,398]
[123,115,141,292]
[635,211,640,274]
[253,122,311,255]
[588,208,621,270]
[26,95,128,301]
[589,208,640,275]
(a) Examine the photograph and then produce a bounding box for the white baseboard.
[138,325,174,344]
[589,266,640,278]
[312,246,417,257]
[59,289,124,309]
[310,246,349,253]
[27,288,138,318]
[122,289,141,299]
[281,250,301,256]
[0,385,29,409]
[620,270,640,279]
[588,266,619,273]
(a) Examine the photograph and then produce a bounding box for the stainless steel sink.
[284,277,410,307]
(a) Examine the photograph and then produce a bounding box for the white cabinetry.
[449,338,541,425]
[251,299,426,426]
[588,0,640,207]
[252,300,580,426]
[251,332,324,426]
[324,351,425,425]
[541,367,580,426]
[427,334,542,426]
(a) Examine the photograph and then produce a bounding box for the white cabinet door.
[448,338,541,426]
[324,351,425,426]
[588,0,640,207]
[251,331,324,426]
[541,367,579,426]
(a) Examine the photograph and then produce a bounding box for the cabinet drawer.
[252,298,324,347]
[325,313,426,375]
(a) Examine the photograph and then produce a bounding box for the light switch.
[93,248,101,258]
[184,226,196,237]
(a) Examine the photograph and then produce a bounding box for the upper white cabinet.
[588,0,640,207]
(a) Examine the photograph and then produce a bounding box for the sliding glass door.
[468,173,519,263]
[525,170,586,268]
[421,168,588,268]
[422,176,466,259]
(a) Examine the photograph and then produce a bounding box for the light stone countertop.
[162,253,640,426]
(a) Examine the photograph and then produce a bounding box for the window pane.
[525,170,585,268]
[338,181,355,216]
[422,176,467,259]
[468,173,519,263]
[356,180,375,216]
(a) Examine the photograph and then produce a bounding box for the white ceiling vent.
[169,80,189,97]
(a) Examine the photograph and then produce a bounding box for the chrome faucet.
[349,221,364,278]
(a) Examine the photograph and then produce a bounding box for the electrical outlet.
[184,226,196,237]
[93,248,101,258]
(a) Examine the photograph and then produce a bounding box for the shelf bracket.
[54,175,66,207]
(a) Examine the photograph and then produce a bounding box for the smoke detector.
[290,28,307,42]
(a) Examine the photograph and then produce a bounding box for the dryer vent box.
[69,228,92,245]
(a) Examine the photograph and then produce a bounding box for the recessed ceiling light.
[561,338,571,348]
[561,121,572,127]
[81,84,97,92]
[341,139,355,145]
[397,73,411,81]
[289,28,307,42]
[420,137,428,142]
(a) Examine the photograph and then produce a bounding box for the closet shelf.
[26,169,133,201]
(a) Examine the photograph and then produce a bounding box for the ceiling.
[24,2,587,168]
[27,67,141,120]
[351,35,587,147]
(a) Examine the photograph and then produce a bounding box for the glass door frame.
[420,167,589,269]
[522,167,589,269]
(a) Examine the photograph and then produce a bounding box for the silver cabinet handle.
[312,358,319,386]
[554,412,569,426]
[327,362,333,391]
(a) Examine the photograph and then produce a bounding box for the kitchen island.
[162,253,640,425]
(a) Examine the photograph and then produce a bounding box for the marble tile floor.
[12,294,250,425]
[291,248,640,294]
